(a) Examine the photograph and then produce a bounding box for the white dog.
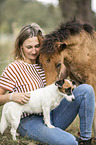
[0,79,75,140]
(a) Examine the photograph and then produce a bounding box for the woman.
[0,23,95,145]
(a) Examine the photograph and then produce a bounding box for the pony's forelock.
[40,18,94,55]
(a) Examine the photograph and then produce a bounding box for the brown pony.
[39,18,96,138]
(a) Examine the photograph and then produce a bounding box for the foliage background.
[0,0,64,76]
[0,0,96,144]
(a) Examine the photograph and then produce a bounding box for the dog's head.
[55,79,76,101]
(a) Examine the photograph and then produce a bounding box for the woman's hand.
[0,87,30,105]
[11,92,30,105]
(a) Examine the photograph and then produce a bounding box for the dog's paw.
[12,136,17,141]
[47,124,55,128]
[16,133,19,137]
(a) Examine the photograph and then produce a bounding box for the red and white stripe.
[0,60,46,93]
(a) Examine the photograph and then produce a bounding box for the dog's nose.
[72,98,75,101]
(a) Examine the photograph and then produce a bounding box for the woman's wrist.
[9,92,14,101]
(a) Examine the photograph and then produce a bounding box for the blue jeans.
[18,84,95,145]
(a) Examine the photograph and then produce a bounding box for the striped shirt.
[0,60,46,92]
[0,60,46,118]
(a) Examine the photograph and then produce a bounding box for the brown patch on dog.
[60,79,74,94]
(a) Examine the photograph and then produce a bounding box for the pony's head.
[40,18,95,85]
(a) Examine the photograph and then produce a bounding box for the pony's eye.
[56,62,61,68]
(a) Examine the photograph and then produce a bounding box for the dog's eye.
[65,87,71,91]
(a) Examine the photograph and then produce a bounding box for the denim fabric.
[18,84,95,145]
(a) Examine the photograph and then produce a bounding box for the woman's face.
[22,37,40,64]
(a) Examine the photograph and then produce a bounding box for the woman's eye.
[26,46,32,49]
[35,44,40,48]
[26,44,40,49]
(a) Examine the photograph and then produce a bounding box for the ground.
[0,115,95,145]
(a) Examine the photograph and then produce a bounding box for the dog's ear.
[55,79,65,88]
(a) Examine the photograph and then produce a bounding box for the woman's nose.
[32,47,37,54]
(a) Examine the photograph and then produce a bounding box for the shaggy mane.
[40,18,94,55]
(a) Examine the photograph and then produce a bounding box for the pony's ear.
[37,30,43,36]
[57,43,67,53]
[55,79,65,88]
[83,24,94,34]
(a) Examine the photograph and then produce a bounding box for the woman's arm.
[0,87,10,105]
[0,87,30,106]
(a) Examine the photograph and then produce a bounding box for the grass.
[0,130,37,145]
[0,105,95,145]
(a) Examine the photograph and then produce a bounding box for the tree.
[59,0,96,26]
[0,0,23,33]
[0,0,63,34]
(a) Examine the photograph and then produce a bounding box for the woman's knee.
[82,84,94,95]
[49,128,78,145]
[73,84,95,99]
[54,134,78,145]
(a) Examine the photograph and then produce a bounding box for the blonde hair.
[13,23,45,60]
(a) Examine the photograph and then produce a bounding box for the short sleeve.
[0,64,16,92]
